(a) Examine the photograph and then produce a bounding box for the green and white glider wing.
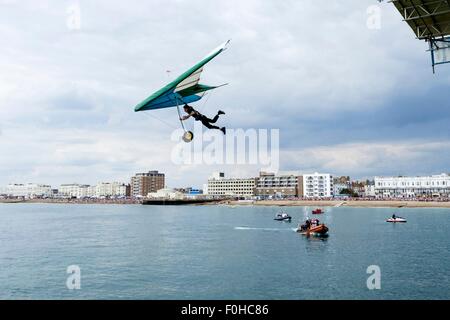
[134,40,230,112]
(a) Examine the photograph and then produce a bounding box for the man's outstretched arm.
[180,113,191,121]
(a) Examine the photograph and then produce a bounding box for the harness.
[191,111,203,121]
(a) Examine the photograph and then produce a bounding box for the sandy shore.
[227,200,450,209]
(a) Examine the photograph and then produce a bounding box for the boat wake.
[234,226,293,232]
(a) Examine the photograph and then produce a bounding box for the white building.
[374,174,450,198]
[202,183,209,195]
[78,185,96,198]
[59,184,85,198]
[147,188,184,199]
[207,172,256,197]
[59,182,128,198]
[364,184,376,198]
[95,182,127,197]
[6,184,53,198]
[303,173,334,198]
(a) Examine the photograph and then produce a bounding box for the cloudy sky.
[0,0,449,188]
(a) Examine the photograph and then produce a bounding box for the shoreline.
[1,198,450,208]
[226,200,450,209]
[0,199,141,205]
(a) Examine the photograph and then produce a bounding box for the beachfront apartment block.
[364,184,376,197]
[206,172,256,197]
[95,182,128,197]
[374,174,450,198]
[59,184,93,198]
[255,171,303,198]
[3,183,53,198]
[302,173,334,198]
[58,183,129,198]
[131,171,165,197]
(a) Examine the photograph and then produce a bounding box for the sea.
[0,203,449,299]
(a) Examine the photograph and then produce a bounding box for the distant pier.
[142,198,221,206]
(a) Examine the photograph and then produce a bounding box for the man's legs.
[203,114,219,124]
[200,114,226,134]
[204,110,225,124]
[201,118,221,130]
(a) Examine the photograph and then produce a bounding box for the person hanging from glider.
[180,104,226,134]
[133,40,231,143]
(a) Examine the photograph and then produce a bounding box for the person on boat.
[180,104,226,134]
[392,214,396,219]
[305,219,311,229]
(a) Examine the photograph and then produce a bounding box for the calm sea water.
[0,203,449,300]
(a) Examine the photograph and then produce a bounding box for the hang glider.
[134,40,230,112]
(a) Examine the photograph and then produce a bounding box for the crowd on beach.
[1,195,449,206]
[261,195,450,202]
[0,196,141,205]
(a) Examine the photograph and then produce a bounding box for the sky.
[0,0,449,188]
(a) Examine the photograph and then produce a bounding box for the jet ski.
[386,216,407,223]
[274,212,292,222]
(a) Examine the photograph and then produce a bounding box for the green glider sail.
[134,40,230,112]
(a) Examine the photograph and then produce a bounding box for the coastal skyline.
[1,0,450,188]
[2,169,449,192]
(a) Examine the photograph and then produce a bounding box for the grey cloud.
[0,0,449,187]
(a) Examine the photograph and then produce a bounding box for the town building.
[255,172,303,198]
[364,183,376,197]
[335,176,350,184]
[206,172,256,197]
[58,184,89,198]
[58,182,128,198]
[333,176,351,196]
[351,181,367,197]
[131,171,165,197]
[374,174,450,198]
[95,182,128,197]
[77,185,95,198]
[5,183,53,198]
[303,173,334,198]
[333,183,350,197]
